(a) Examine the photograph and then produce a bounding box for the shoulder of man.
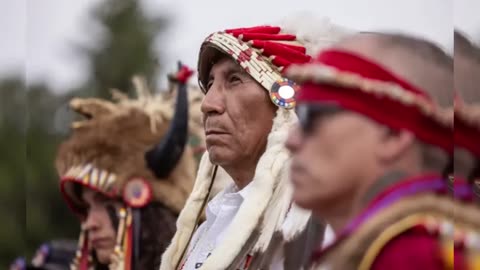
[312,193,456,270]
[369,226,446,270]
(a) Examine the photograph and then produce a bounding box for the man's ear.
[376,128,416,163]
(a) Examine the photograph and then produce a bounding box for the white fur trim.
[160,153,220,269]
[161,109,309,270]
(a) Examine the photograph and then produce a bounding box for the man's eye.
[206,80,213,90]
[94,193,111,204]
[82,204,91,213]
[228,75,242,84]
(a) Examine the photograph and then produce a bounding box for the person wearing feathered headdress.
[160,16,353,270]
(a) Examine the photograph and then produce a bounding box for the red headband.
[287,49,453,153]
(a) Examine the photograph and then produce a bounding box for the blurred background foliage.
[0,0,169,267]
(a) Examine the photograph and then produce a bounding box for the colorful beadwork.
[270,78,298,109]
[62,163,118,197]
[123,178,153,208]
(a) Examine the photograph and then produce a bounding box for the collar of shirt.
[205,181,254,223]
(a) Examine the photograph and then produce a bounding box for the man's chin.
[96,249,113,264]
[292,191,316,210]
[208,150,232,166]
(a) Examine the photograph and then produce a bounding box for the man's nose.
[82,210,99,231]
[201,82,225,116]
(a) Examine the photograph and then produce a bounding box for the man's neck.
[314,206,355,236]
[221,144,267,190]
[359,170,408,205]
[322,171,409,235]
[223,162,257,190]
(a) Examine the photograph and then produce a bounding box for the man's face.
[201,57,276,166]
[474,179,480,199]
[286,104,383,211]
[81,189,119,264]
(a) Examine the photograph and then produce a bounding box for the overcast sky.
[1,0,479,92]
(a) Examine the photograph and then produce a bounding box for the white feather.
[276,12,356,56]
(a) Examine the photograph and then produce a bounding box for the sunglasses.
[296,103,345,134]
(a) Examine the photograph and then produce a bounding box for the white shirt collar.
[206,180,254,220]
[228,180,254,199]
[183,180,259,269]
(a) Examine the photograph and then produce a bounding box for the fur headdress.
[56,64,197,270]
[56,73,196,216]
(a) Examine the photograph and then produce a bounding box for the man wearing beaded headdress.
[160,17,353,270]
[285,32,480,269]
[56,64,197,270]
[454,30,480,204]
[451,29,480,270]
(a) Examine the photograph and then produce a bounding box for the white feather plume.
[276,12,356,56]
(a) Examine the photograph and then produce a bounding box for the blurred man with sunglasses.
[284,32,479,269]
[454,30,480,202]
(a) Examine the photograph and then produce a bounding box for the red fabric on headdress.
[224,26,311,70]
[258,42,311,63]
[226,26,281,35]
[237,32,297,41]
[251,40,307,53]
[318,50,429,98]
[272,57,291,69]
[296,49,452,153]
[226,25,297,41]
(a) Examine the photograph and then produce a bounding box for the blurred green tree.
[25,83,79,262]
[77,0,167,98]
[0,76,27,267]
